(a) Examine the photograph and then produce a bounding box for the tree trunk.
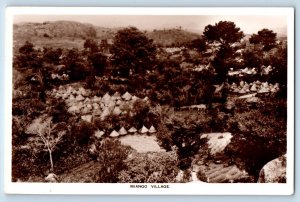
[48,148,54,172]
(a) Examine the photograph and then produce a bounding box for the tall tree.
[249,28,277,51]
[110,27,157,76]
[203,21,244,47]
[203,21,244,83]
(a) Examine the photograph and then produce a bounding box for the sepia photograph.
[4,7,294,195]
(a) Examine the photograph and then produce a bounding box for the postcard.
[4,7,294,195]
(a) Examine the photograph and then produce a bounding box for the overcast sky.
[14,15,287,36]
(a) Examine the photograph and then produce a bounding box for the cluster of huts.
[94,125,157,139]
[230,81,280,94]
[51,85,150,122]
[228,65,273,77]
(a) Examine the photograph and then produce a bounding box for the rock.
[258,154,286,183]
[45,173,58,183]
[94,130,105,139]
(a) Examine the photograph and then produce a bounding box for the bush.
[94,139,130,183]
[118,150,179,183]
[71,120,96,146]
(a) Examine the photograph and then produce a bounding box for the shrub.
[94,139,130,183]
[71,120,96,146]
[118,150,179,183]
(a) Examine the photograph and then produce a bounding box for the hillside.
[13,21,201,50]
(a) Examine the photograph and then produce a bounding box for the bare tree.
[26,116,66,172]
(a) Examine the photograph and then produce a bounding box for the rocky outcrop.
[257,154,286,183]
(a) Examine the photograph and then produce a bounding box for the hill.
[13,21,201,50]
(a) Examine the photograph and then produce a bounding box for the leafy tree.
[15,41,43,69]
[19,41,34,54]
[203,21,244,83]
[203,21,244,47]
[84,38,99,53]
[110,27,157,76]
[87,52,107,76]
[25,116,67,172]
[188,38,207,53]
[249,28,277,51]
[43,47,63,65]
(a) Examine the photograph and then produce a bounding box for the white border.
[4,7,294,195]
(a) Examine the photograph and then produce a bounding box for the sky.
[14,15,287,36]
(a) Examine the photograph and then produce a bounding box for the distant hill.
[13,21,201,50]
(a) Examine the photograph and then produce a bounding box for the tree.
[15,41,43,69]
[203,21,244,83]
[87,52,107,76]
[110,27,157,76]
[84,38,99,53]
[203,21,244,47]
[249,29,277,51]
[25,116,66,172]
[43,47,63,65]
[188,38,207,53]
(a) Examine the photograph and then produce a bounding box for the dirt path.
[59,161,101,183]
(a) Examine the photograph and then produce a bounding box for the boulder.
[258,154,286,183]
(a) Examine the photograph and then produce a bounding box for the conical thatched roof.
[131,95,140,102]
[238,88,246,94]
[148,125,157,133]
[112,91,121,100]
[110,130,119,137]
[69,94,75,101]
[258,86,270,93]
[116,99,122,106]
[128,127,137,133]
[122,91,132,101]
[112,106,122,116]
[140,125,149,134]
[101,107,111,120]
[76,94,85,101]
[118,127,127,135]
[102,93,111,102]
[250,84,257,91]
